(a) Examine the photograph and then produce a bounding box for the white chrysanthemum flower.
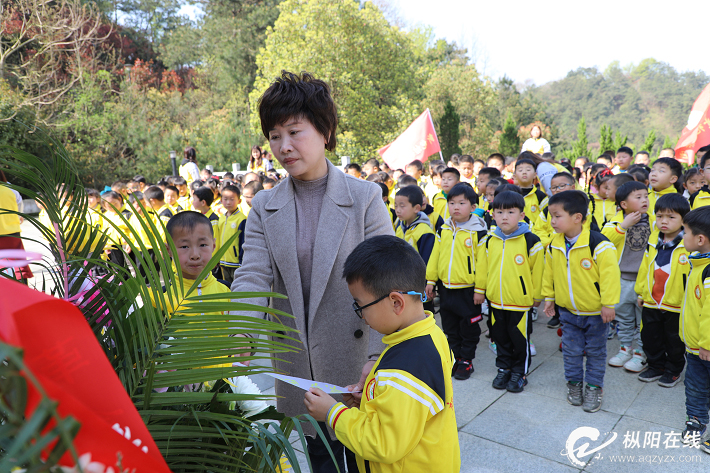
[229,376,269,417]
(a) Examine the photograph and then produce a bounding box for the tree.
[439,99,461,158]
[662,134,675,150]
[250,0,425,159]
[499,112,519,157]
[599,124,614,154]
[562,116,592,159]
[641,130,657,153]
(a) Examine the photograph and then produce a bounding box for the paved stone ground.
[16,220,707,472]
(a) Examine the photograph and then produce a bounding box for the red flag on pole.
[675,82,710,165]
[378,109,442,170]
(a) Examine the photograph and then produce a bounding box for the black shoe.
[454,359,473,380]
[492,369,511,390]
[637,367,664,382]
[658,372,682,388]
[506,373,527,393]
[452,358,460,377]
[547,315,560,328]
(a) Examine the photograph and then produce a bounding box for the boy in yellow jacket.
[678,206,710,451]
[634,194,691,387]
[394,186,435,264]
[543,190,620,413]
[304,235,460,473]
[425,183,488,380]
[475,191,544,393]
[216,185,247,284]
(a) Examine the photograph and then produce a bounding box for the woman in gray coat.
[230,71,394,472]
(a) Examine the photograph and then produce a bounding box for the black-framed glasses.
[352,291,426,319]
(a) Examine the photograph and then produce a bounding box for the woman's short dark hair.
[258,71,338,151]
[184,146,197,163]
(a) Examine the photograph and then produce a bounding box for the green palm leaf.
[0,124,336,472]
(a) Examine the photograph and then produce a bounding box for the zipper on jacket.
[683,274,687,290]
[447,228,457,284]
[567,251,579,313]
[500,240,505,308]
[520,276,527,295]
[467,256,472,274]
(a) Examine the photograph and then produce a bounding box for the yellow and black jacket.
[177,195,192,212]
[203,208,220,229]
[634,231,691,313]
[156,204,174,225]
[647,186,677,226]
[395,212,436,265]
[326,314,460,473]
[426,215,488,289]
[216,210,247,269]
[422,204,444,233]
[689,186,710,210]
[532,203,597,248]
[591,194,617,227]
[542,230,620,316]
[475,224,545,310]
[431,191,449,222]
[522,187,548,224]
[679,254,710,355]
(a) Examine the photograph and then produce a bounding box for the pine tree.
[599,124,614,153]
[662,135,675,150]
[613,132,628,150]
[439,99,462,158]
[571,116,592,158]
[498,112,519,157]
[642,130,657,153]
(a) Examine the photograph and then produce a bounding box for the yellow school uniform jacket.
[425,215,488,289]
[424,182,440,203]
[592,194,616,227]
[431,191,449,222]
[475,226,545,310]
[532,204,595,248]
[177,195,192,212]
[647,186,677,225]
[211,199,225,216]
[168,203,183,214]
[326,314,460,473]
[679,254,710,355]
[203,208,220,229]
[689,187,710,210]
[389,187,397,210]
[522,187,548,224]
[0,185,21,235]
[634,231,690,313]
[238,200,251,218]
[542,230,620,316]
[101,210,130,250]
[216,210,247,268]
[156,204,173,226]
[127,210,166,251]
[394,213,436,265]
[87,207,104,232]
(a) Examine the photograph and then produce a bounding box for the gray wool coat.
[230,159,394,424]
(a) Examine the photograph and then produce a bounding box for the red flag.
[0,278,171,472]
[675,82,710,165]
[378,109,441,170]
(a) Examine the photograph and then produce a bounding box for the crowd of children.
[369,144,710,452]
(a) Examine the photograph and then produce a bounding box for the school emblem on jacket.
[531,205,537,213]
[514,254,524,265]
[679,254,689,265]
[696,285,702,299]
[366,378,376,401]
[464,238,472,248]
[231,222,237,229]
[580,258,592,270]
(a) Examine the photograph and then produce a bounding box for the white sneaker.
[530,343,537,356]
[489,341,497,355]
[482,300,489,315]
[624,351,648,373]
[531,308,538,321]
[609,346,632,367]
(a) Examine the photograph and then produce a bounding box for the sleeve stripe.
[376,370,444,410]
[327,403,348,429]
[378,380,440,416]
[594,241,616,258]
[529,242,544,256]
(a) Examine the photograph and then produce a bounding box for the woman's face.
[531,126,541,139]
[268,117,328,181]
[252,149,260,159]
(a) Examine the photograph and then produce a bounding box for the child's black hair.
[85,188,101,198]
[132,175,147,185]
[548,190,589,222]
[683,168,704,188]
[442,167,460,179]
[551,172,576,186]
[615,181,648,207]
[243,181,264,194]
[366,173,384,183]
[406,160,423,172]
[617,146,634,156]
[398,174,418,188]
[459,155,474,165]
[128,191,144,204]
[628,163,651,173]
[628,167,649,184]
[447,183,478,204]
[610,173,635,188]
[514,158,536,170]
[683,207,710,240]
[193,186,214,206]
[490,191,525,211]
[165,185,179,195]
[343,235,426,298]
[396,186,424,207]
[375,182,389,200]
[223,172,234,179]
[486,153,505,166]
[144,185,165,202]
[103,191,123,205]
[701,152,710,169]
[653,157,684,192]
[190,180,204,192]
[593,167,614,188]
[173,176,187,186]
[478,167,502,179]
[166,210,214,238]
[655,193,690,218]
[221,185,241,198]
[345,163,362,173]
[494,183,522,196]
[486,178,505,191]
[431,164,446,178]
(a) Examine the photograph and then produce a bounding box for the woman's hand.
[304,388,337,422]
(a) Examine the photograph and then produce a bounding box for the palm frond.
[0,124,330,472]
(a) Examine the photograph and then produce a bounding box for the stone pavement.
[15,221,706,472]
[257,314,707,473]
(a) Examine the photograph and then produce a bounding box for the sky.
[380,0,709,85]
